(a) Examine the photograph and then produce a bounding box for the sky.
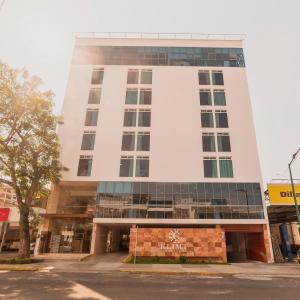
[0,0,299,186]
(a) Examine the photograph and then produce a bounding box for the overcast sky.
[0,0,299,185]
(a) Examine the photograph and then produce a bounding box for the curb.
[79,254,93,262]
[0,264,48,271]
[120,269,235,276]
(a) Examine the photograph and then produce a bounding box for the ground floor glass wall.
[96,182,265,220]
[49,219,92,253]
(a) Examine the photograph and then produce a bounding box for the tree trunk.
[18,204,31,258]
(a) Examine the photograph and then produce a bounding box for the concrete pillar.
[46,184,62,213]
[90,224,108,254]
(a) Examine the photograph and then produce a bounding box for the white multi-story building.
[37,33,272,262]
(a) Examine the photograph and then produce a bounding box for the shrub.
[179,256,188,264]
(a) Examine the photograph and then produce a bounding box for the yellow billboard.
[268,184,300,205]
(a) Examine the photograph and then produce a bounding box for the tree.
[0,61,64,258]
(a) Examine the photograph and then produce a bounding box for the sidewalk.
[119,262,300,277]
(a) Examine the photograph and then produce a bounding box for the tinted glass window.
[137,132,150,151]
[81,133,96,150]
[213,90,226,105]
[127,70,139,84]
[199,90,212,105]
[119,157,134,177]
[77,158,93,176]
[135,158,149,177]
[212,71,224,85]
[123,111,137,127]
[215,112,228,128]
[121,132,135,151]
[138,111,151,127]
[198,71,210,85]
[203,159,218,177]
[139,89,152,105]
[202,134,215,152]
[88,88,101,104]
[201,111,214,127]
[140,70,152,84]
[126,89,138,104]
[85,109,99,126]
[219,159,233,177]
[91,69,104,84]
[217,135,231,152]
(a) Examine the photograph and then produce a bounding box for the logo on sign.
[160,229,186,251]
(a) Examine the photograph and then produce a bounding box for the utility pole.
[288,147,300,234]
[0,0,6,13]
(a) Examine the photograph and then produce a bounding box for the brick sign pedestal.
[129,227,227,263]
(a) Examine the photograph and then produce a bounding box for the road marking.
[235,275,272,281]
[68,282,112,300]
[37,266,55,273]
[0,271,9,274]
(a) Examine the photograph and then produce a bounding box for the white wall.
[59,38,262,184]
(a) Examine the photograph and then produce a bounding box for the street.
[0,270,299,300]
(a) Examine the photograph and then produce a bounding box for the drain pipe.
[133,225,138,264]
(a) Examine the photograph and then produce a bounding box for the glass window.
[202,134,215,152]
[199,90,212,105]
[201,111,214,128]
[135,157,149,177]
[213,90,226,105]
[88,88,101,104]
[138,110,151,127]
[212,71,224,85]
[85,109,99,126]
[217,134,231,152]
[121,132,135,151]
[91,69,104,85]
[137,132,150,151]
[127,69,139,84]
[125,89,138,104]
[119,156,134,177]
[123,110,137,127]
[140,70,152,84]
[219,158,233,177]
[198,71,210,85]
[77,157,93,176]
[203,158,218,178]
[139,89,152,105]
[81,132,96,150]
[215,111,228,128]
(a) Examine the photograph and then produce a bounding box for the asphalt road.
[0,270,299,300]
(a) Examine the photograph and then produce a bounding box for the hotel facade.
[36,33,272,262]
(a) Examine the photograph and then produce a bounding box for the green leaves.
[0,60,63,205]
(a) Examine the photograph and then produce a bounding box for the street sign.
[0,208,10,221]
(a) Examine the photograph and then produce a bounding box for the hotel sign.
[268,184,300,205]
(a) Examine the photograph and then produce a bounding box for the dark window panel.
[88,88,101,104]
[202,135,216,152]
[213,90,226,105]
[215,112,228,128]
[125,90,138,104]
[199,90,212,105]
[201,112,214,128]
[198,71,210,85]
[203,159,218,177]
[85,110,99,126]
[121,133,135,151]
[219,159,233,178]
[138,111,151,127]
[91,69,104,84]
[212,72,224,85]
[77,158,93,176]
[135,158,149,177]
[137,133,150,151]
[119,158,134,177]
[123,111,137,127]
[140,70,152,84]
[217,135,231,152]
[81,133,96,150]
[139,90,152,105]
[127,70,139,84]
